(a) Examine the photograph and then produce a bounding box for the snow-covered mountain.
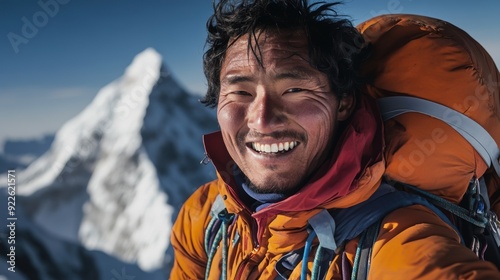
[0,48,219,279]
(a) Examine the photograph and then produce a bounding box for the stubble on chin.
[243,174,302,196]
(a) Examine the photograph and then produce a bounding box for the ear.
[337,95,355,121]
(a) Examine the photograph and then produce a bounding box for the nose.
[247,93,287,133]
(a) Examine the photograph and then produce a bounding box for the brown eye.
[285,88,305,93]
[233,91,251,96]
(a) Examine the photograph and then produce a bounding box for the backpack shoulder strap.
[302,183,458,280]
[330,183,458,245]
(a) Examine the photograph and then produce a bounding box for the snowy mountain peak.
[18,48,166,195]
[124,48,162,80]
[10,48,218,276]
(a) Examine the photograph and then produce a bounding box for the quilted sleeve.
[370,204,500,280]
[169,181,219,279]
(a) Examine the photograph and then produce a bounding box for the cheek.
[290,102,336,143]
[217,103,247,136]
[290,100,335,125]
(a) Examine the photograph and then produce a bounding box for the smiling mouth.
[250,141,299,154]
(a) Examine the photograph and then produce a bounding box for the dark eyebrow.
[221,75,255,85]
[221,67,320,85]
[273,67,320,82]
[274,70,312,81]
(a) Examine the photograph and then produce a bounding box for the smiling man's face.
[217,29,353,194]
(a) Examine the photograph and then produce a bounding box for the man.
[170,0,500,279]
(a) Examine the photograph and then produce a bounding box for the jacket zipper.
[235,215,260,279]
[235,246,260,279]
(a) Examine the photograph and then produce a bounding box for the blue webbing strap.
[308,210,338,251]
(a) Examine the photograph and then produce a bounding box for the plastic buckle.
[471,178,484,217]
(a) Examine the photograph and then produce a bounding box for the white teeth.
[271,144,278,153]
[251,141,298,154]
[264,144,271,153]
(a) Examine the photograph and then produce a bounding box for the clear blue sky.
[1,0,499,144]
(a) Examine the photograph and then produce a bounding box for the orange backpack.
[358,13,500,271]
[358,14,500,208]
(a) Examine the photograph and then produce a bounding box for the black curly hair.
[201,0,365,107]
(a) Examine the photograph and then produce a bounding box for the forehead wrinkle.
[221,60,323,87]
[228,30,309,66]
[221,30,321,86]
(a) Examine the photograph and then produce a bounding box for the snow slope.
[0,48,218,278]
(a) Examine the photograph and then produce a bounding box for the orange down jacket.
[170,14,500,280]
